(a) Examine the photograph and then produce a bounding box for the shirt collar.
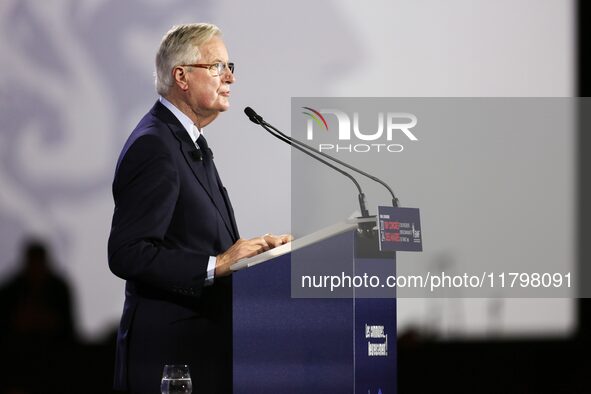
[159,96,203,143]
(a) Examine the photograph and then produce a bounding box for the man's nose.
[222,68,235,84]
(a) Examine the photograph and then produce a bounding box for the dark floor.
[399,337,591,393]
[1,334,589,393]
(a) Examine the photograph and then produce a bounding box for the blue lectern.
[232,218,397,394]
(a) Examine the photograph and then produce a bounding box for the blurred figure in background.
[0,239,75,342]
[0,239,76,393]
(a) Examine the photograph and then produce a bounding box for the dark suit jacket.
[108,101,239,394]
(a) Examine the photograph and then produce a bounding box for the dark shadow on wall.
[0,238,118,394]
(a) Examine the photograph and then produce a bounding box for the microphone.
[244,107,263,124]
[189,150,203,161]
[244,107,400,209]
[244,107,371,218]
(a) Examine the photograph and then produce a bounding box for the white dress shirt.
[159,96,217,286]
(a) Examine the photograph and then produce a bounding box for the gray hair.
[155,23,221,95]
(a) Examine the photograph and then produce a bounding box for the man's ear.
[172,66,189,91]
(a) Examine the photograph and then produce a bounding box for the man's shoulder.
[113,101,186,174]
[120,121,168,159]
[129,117,167,143]
[114,109,174,168]
[132,104,172,139]
[124,102,180,150]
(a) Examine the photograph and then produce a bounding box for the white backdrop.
[0,0,574,340]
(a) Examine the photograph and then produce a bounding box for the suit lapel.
[150,101,237,240]
[215,169,240,241]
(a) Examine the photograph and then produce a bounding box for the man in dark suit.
[108,23,290,393]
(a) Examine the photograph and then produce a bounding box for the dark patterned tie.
[196,133,213,161]
[196,134,217,189]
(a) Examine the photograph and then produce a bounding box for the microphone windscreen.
[244,107,261,124]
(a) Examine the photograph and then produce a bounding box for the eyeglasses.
[181,62,235,77]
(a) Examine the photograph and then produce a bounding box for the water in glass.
[161,364,192,394]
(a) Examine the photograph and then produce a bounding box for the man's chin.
[217,97,230,111]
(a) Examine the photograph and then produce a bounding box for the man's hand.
[215,234,294,277]
[215,237,269,277]
[262,233,294,248]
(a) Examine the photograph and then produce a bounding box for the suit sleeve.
[108,134,208,298]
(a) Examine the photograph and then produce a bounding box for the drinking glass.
[161,364,192,394]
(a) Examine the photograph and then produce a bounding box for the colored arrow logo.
[302,106,329,130]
